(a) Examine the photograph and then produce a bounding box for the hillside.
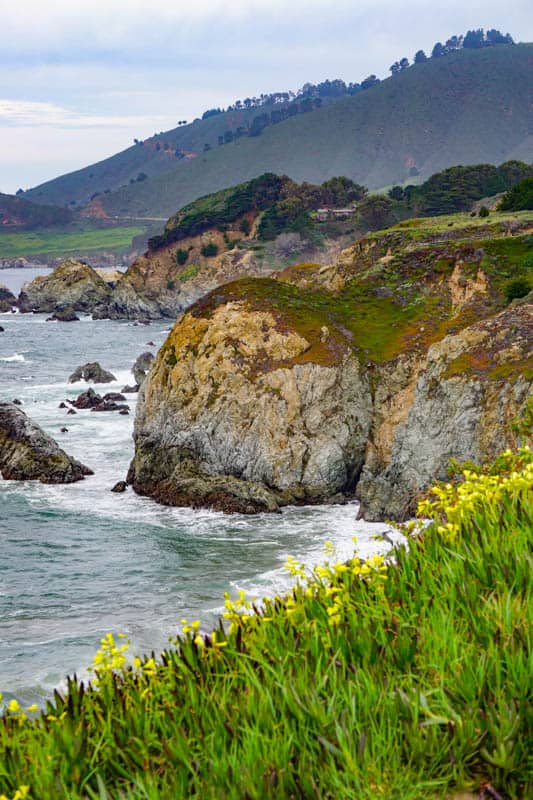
[25,44,533,219]
[0,193,72,229]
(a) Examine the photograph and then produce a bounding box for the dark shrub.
[176,248,188,265]
[505,277,531,303]
[201,242,218,257]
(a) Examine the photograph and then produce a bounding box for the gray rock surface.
[0,284,17,312]
[68,362,116,384]
[128,300,373,512]
[132,351,154,386]
[18,259,111,314]
[357,301,533,520]
[0,402,93,483]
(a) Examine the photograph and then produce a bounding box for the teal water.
[0,303,398,709]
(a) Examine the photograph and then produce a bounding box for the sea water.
[0,297,400,708]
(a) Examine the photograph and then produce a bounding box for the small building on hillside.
[316,208,356,222]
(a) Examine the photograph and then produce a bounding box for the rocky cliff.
[128,210,533,518]
[18,259,112,315]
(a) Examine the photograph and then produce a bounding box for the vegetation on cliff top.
[1,440,531,799]
[186,210,533,365]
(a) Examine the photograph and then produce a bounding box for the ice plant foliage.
[0,442,532,799]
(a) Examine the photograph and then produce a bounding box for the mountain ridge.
[24,44,533,219]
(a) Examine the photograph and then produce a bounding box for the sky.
[1,0,531,194]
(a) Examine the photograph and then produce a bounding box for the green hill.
[25,44,533,219]
[0,193,72,229]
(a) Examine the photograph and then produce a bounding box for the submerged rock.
[18,259,112,315]
[68,362,116,384]
[0,402,93,483]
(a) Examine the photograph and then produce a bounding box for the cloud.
[0,0,531,192]
[0,99,169,129]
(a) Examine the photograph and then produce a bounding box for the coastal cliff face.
[128,288,372,512]
[128,212,533,518]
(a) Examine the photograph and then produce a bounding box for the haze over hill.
[24,44,533,220]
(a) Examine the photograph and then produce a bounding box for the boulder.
[102,392,126,402]
[111,480,127,493]
[132,351,154,386]
[0,325,4,332]
[68,362,116,384]
[71,388,103,409]
[0,284,17,313]
[0,402,93,483]
[46,308,80,322]
[91,401,130,412]
[18,259,112,315]
[128,286,372,513]
[121,384,139,393]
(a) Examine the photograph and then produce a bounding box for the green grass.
[1,445,531,799]
[0,227,145,259]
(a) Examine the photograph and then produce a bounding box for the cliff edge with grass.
[128,210,533,518]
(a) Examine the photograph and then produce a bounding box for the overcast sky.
[0,0,531,194]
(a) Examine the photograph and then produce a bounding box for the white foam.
[0,353,26,362]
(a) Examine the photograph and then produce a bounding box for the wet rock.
[119,409,130,415]
[91,402,130,413]
[59,402,67,409]
[132,351,154,386]
[102,392,126,402]
[0,284,17,313]
[46,308,80,322]
[68,362,116,384]
[12,399,22,406]
[0,402,93,483]
[111,481,127,493]
[72,388,103,409]
[67,408,77,415]
[0,325,4,332]
[60,427,68,433]
[121,384,139,393]
[146,341,155,346]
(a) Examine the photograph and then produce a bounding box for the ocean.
[0,275,399,709]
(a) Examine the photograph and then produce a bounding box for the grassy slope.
[0,227,145,259]
[26,45,533,218]
[188,211,533,369]
[23,102,328,210]
[0,446,531,799]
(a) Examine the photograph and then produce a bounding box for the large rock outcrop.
[357,298,533,520]
[0,284,17,312]
[18,259,112,315]
[128,283,372,512]
[0,403,93,483]
[127,213,533,518]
